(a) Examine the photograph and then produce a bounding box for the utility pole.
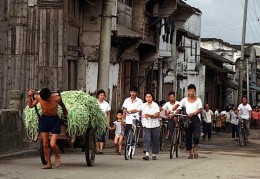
[238,0,248,105]
[97,0,115,94]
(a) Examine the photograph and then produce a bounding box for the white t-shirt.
[226,112,231,123]
[139,101,160,128]
[179,97,203,120]
[202,109,213,123]
[162,101,181,114]
[214,110,220,118]
[230,110,239,125]
[238,103,252,120]
[113,121,124,135]
[122,97,143,124]
[98,100,111,113]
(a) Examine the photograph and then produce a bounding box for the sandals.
[42,165,52,169]
[55,158,61,168]
[188,155,193,159]
[142,156,149,160]
[194,153,198,158]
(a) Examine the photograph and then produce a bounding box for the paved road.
[1,130,260,179]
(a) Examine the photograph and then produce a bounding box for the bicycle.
[238,119,248,147]
[159,116,169,150]
[124,116,141,160]
[169,113,187,159]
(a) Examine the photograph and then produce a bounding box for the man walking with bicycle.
[122,86,143,137]
[238,96,252,142]
[162,91,180,143]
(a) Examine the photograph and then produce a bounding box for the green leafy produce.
[24,91,107,140]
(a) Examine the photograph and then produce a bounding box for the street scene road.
[1,130,260,179]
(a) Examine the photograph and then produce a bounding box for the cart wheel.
[40,139,51,165]
[85,128,96,166]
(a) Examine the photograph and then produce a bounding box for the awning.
[177,29,200,40]
[222,66,236,74]
[115,24,142,38]
[250,85,260,93]
[201,48,235,65]
[201,59,235,74]
[225,80,238,90]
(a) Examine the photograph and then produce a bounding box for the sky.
[186,0,260,45]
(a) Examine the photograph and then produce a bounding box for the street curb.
[0,148,38,159]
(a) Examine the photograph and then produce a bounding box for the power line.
[210,0,235,37]
[246,0,260,42]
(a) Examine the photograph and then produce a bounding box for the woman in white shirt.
[96,89,111,154]
[178,84,202,159]
[139,92,160,160]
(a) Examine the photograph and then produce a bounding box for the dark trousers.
[225,122,231,133]
[252,120,258,129]
[203,122,212,139]
[143,127,161,154]
[186,116,201,151]
[124,124,132,137]
[231,124,239,138]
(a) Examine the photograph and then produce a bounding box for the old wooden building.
[0,0,201,112]
[0,0,85,108]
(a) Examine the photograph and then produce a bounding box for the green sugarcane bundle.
[24,90,107,140]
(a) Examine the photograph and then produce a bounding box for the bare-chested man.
[28,88,68,169]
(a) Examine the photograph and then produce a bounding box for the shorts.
[115,133,124,138]
[39,115,61,134]
[97,133,106,142]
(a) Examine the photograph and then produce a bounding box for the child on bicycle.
[109,109,124,155]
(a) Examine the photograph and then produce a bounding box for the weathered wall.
[0,109,29,155]
[0,0,83,109]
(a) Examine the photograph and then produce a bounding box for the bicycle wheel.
[85,128,96,166]
[170,130,176,159]
[125,130,133,160]
[131,127,141,159]
[239,127,245,147]
[243,128,247,146]
[176,130,181,158]
[160,127,165,150]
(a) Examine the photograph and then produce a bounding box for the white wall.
[85,62,119,104]
[158,18,172,58]
[182,13,201,37]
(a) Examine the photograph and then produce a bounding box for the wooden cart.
[38,120,96,167]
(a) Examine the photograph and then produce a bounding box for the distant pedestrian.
[202,104,214,141]
[225,107,231,133]
[252,106,259,130]
[238,96,252,140]
[230,107,239,141]
[215,108,222,132]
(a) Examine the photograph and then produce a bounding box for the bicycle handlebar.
[173,114,188,117]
